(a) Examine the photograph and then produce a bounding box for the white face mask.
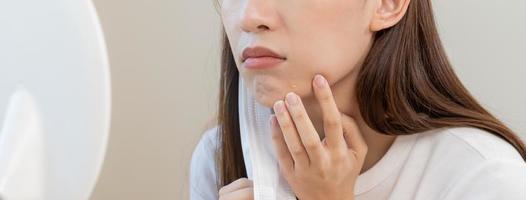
[238,76,297,200]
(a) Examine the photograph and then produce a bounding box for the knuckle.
[318,159,329,171]
[362,145,369,154]
[304,141,320,150]
[292,111,306,120]
[351,149,366,161]
[324,119,340,129]
[315,165,329,179]
[280,121,293,130]
[290,147,304,156]
[342,118,357,130]
[357,145,369,157]
[320,93,332,101]
[331,152,345,163]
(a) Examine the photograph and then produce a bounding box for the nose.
[240,0,278,33]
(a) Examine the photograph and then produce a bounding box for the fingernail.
[273,100,286,113]
[286,92,298,105]
[314,74,327,88]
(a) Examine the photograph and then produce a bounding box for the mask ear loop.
[239,76,296,200]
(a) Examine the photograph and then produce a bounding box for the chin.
[252,86,312,109]
[246,75,310,108]
[246,75,282,108]
[253,90,284,108]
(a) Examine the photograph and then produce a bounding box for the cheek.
[289,37,368,89]
[287,2,372,86]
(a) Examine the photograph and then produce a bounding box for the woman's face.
[221,0,376,108]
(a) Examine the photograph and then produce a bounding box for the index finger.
[312,74,346,151]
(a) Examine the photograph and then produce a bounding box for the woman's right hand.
[218,178,254,200]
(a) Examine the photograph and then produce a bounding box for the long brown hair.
[215,0,526,188]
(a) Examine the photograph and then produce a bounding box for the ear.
[369,0,412,32]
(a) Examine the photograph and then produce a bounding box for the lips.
[241,46,286,63]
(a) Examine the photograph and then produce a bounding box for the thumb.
[340,113,368,156]
[219,178,253,196]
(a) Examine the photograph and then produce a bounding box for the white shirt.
[189,126,526,199]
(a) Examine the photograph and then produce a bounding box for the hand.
[218,178,253,200]
[270,74,368,200]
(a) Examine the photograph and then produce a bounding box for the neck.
[301,70,397,174]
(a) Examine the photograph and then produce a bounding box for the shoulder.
[421,126,524,161]
[441,159,526,199]
[192,126,220,158]
[189,126,220,200]
[446,126,525,161]
[414,126,526,199]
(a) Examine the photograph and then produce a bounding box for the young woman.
[190,0,526,199]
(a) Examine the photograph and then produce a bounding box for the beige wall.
[90,0,221,199]
[90,0,526,200]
